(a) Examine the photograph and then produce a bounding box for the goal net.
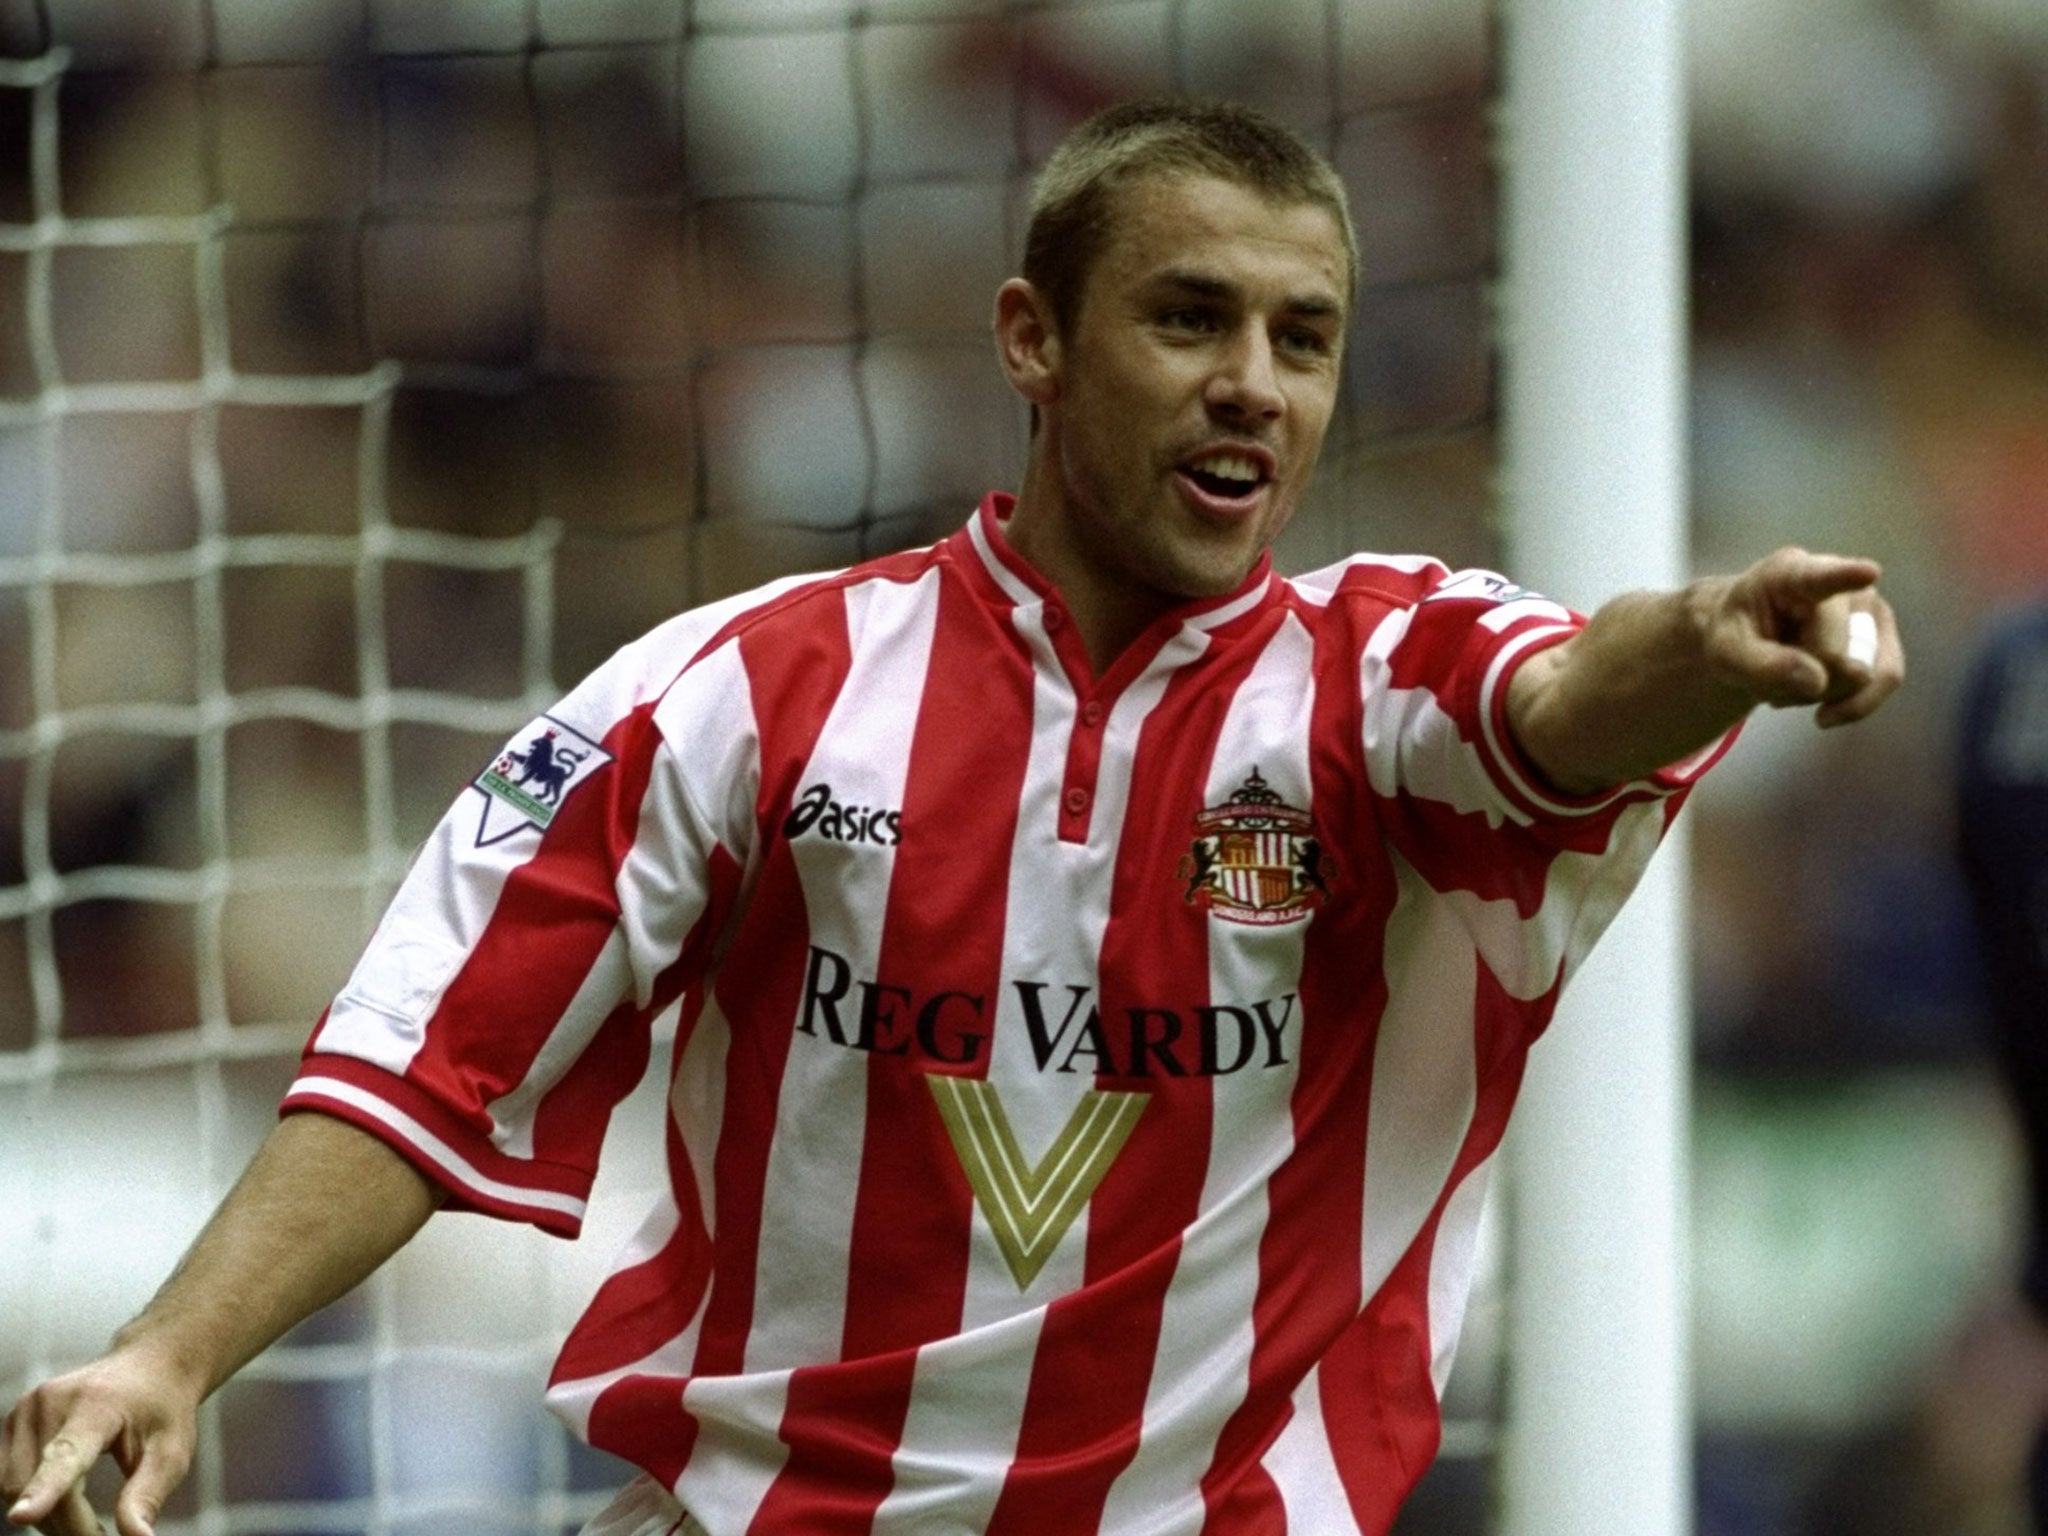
[0,2,1500,1530]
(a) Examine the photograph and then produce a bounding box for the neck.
[1005,458,1175,674]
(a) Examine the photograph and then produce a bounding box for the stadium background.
[0,0,2043,1531]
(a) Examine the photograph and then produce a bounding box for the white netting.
[0,4,1500,1532]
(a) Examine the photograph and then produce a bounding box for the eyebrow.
[1147,269,1345,321]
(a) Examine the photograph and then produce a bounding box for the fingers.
[110,1432,191,1536]
[5,1364,193,1536]
[1711,549,1904,726]
[5,1404,114,1533]
[1706,622,1830,705]
[40,1484,106,1536]
[1816,596,1905,728]
[1751,546,1882,608]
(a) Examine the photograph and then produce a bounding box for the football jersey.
[284,492,1728,1536]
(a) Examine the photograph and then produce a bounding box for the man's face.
[1036,172,1349,603]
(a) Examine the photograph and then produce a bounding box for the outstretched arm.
[3,1113,440,1536]
[1507,546,1905,796]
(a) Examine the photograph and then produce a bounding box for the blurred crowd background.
[0,0,2043,1533]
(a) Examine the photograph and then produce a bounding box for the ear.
[994,278,1061,408]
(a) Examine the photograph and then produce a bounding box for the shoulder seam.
[683,543,949,672]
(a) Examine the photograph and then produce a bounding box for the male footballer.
[4,99,1903,1536]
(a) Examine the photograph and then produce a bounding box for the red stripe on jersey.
[1379,594,1518,698]
[401,705,663,1144]
[984,631,1266,1535]
[1314,1248,1439,1536]
[686,546,940,676]
[1197,612,1388,1530]
[752,565,1038,1528]
[689,586,859,1385]
[1207,1464,1287,1536]
[557,1119,710,1385]
[552,844,746,1386]
[529,1000,655,1172]
[1378,791,1591,915]
[1058,622,1210,845]
[1327,559,1446,614]
[536,835,745,1171]
[588,1373,698,1492]
[534,838,746,1170]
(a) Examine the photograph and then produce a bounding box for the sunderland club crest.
[1179,768,1333,927]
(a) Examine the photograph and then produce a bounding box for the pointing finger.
[1755,549,1882,608]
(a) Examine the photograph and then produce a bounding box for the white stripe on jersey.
[742,569,942,1377]
[628,637,763,988]
[319,843,474,1072]
[1429,795,1671,1002]
[676,1368,792,1535]
[1358,603,1532,829]
[1360,857,1480,1305]
[969,509,1039,607]
[1426,1158,1496,1399]
[672,991,733,1242]
[1263,1362,1363,1536]
[547,1003,734,1439]
[867,1308,1055,1535]
[1096,610,1317,1535]
[1289,552,1444,604]
[292,1074,589,1223]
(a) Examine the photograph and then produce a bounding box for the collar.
[949,491,1278,639]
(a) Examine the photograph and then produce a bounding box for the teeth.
[1188,452,1261,485]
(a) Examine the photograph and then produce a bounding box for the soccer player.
[3,99,1903,1536]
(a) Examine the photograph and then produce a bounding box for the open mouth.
[1176,448,1273,509]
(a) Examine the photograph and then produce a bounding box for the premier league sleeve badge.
[471,714,615,847]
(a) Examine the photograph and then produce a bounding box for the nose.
[1204,328,1285,423]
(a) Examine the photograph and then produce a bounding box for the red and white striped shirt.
[285,492,1728,1536]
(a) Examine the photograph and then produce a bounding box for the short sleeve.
[282,625,761,1237]
[1345,562,1736,1009]
[1359,566,1732,835]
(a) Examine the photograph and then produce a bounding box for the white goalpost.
[1497,1,1693,1533]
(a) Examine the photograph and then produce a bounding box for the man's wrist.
[107,1316,218,1403]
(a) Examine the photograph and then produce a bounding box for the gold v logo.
[925,1076,1149,1291]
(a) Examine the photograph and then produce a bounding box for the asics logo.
[783,782,902,847]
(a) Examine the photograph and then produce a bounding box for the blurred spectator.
[1958,603,2048,1534]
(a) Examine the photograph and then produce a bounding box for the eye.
[1277,325,1334,357]
[1158,305,1219,334]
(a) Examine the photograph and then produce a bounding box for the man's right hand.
[4,1113,441,1536]
[3,1344,200,1536]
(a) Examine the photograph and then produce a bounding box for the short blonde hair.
[1024,98,1360,335]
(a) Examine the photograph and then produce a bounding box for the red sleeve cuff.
[1479,622,1742,822]
[282,1053,592,1238]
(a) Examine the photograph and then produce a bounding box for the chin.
[1151,555,1255,601]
